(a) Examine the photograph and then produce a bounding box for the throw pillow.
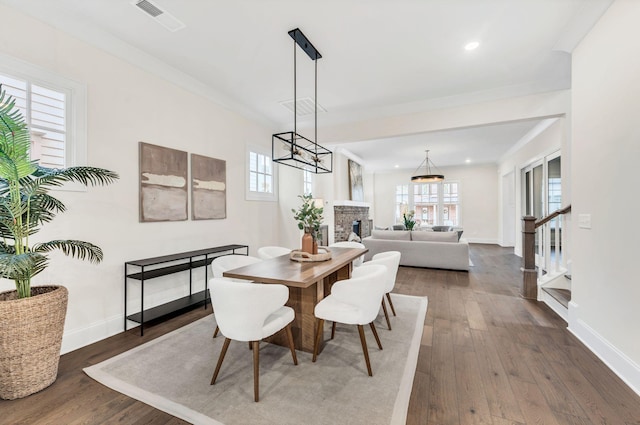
[371,230,411,240]
[410,231,458,242]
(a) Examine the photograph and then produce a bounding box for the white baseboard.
[568,301,640,397]
[61,314,124,354]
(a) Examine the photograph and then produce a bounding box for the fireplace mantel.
[332,200,371,208]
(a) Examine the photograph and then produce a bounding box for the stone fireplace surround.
[334,203,372,242]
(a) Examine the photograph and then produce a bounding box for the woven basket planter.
[0,285,68,400]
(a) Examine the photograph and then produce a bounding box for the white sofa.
[362,230,470,271]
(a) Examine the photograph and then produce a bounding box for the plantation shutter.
[0,73,67,169]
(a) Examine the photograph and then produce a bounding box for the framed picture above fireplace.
[348,159,364,202]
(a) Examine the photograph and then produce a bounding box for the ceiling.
[0,0,613,171]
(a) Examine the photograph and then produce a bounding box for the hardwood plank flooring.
[1,244,639,424]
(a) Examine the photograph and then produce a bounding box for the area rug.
[84,294,428,425]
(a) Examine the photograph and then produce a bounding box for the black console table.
[124,244,249,335]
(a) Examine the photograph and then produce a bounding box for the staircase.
[522,205,571,321]
[540,274,571,321]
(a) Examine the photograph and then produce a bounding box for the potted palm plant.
[0,85,119,399]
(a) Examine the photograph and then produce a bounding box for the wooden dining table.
[223,246,367,353]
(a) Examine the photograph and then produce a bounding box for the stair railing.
[521,205,571,299]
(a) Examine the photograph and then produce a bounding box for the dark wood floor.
[2,244,639,424]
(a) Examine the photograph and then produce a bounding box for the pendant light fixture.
[411,150,444,183]
[272,28,332,174]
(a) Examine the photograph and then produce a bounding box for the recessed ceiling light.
[394,165,399,168]
[465,159,471,163]
[464,41,480,51]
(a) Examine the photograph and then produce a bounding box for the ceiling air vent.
[133,0,185,32]
[280,97,326,116]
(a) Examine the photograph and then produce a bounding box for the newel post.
[521,216,538,299]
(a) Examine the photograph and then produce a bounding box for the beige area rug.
[84,294,428,425]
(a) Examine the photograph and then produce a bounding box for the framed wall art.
[348,159,364,202]
[139,142,188,222]
[191,153,227,220]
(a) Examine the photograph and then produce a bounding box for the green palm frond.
[0,240,16,254]
[0,88,37,182]
[0,251,48,281]
[24,192,66,228]
[29,166,119,190]
[33,240,104,264]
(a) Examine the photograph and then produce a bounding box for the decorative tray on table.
[289,247,332,262]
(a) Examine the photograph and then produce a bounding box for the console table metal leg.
[124,265,128,332]
[140,272,145,336]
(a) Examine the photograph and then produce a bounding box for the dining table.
[223,246,367,353]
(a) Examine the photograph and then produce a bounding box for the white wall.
[570,0,640,394]
[370,164,499,243]
[0,5,281,353]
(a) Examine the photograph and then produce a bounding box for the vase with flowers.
[292,194,324,254]
[402,210,416,231]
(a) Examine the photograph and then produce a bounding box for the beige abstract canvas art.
[191,154,226,220]
[139,142,188,222]
[348,159,364,202]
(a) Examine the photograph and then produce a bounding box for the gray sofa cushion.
[411,231,458,242]
[431,225,453,232]
[371,229,411,240]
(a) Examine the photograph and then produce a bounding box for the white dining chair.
[312,264,387,376]
[211,254,262,279]
[359,251,401,330]
[329,241,366,266]
[256,246,291,260]
[210,254,262,338]
[209,278,298,402]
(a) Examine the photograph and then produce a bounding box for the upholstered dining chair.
[329,241,366,266]
[211,254,262,279]
[256,246,291,260]
[208,278,298,402]
[359,251,401,330]
[210,254,262,337]
[312,264,387,376]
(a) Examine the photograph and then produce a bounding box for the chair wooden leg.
[211,337,231,385]
[284,324,298,365]
[252,340,260,402]
[213,325,219,338]
[357,325,373,376]
[381,298,392,330]
[331,321,336,339]
[369,322,383,350]
[312,319,324,362]
[386,293,397,316]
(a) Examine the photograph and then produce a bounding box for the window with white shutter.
[246,143,278,201]
[0,55,87,174]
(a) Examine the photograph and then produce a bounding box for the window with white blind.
[246,144,277,201]
[303,169,313,195]
[0,75,66,168]
[394,184,409,223]
[394,181,461,227]
[0,55,86,172]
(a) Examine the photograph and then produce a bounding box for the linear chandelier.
[272,28,332,174]
[411,150,444,183]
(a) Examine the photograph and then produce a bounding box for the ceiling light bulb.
[464,41,480,51]
[465,159,471,163]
